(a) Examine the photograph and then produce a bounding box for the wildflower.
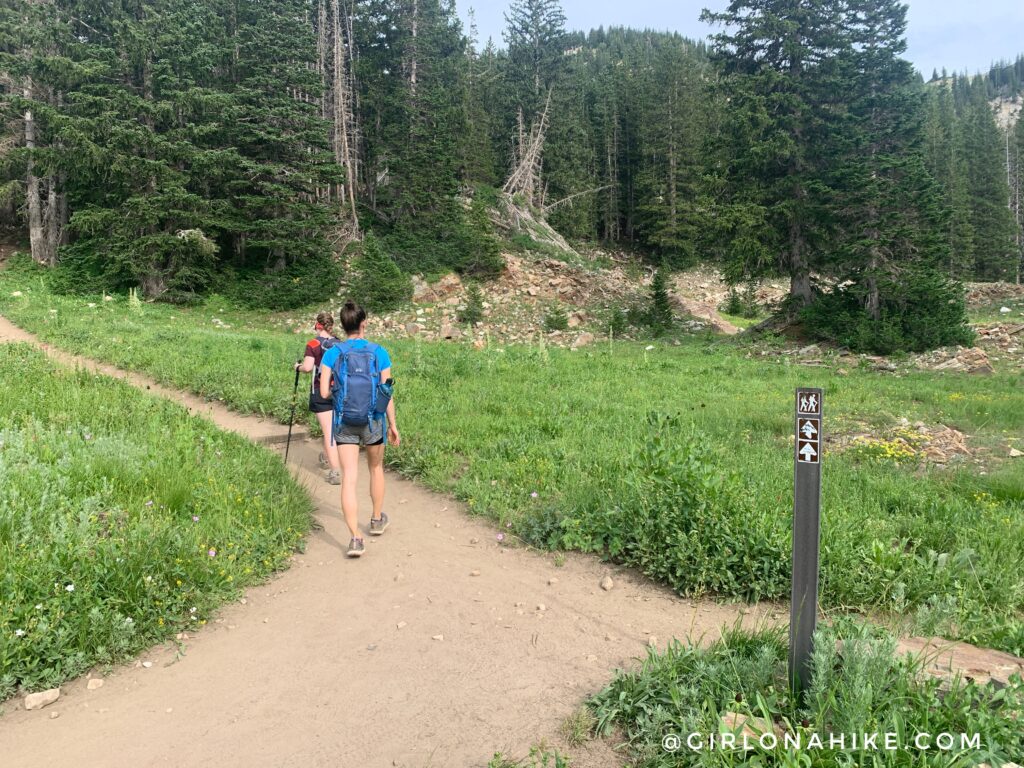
[496,533,506,542]
[158,618,164,626]
[189,607,196,614]
[11,291,22,297]
[192,515,200,523]
[87,302,97,308]
[35,604,42,610]
[530,491,539,499]
[49,309,58,315]
[645,345,654,351]
[65,584,75,592]
[125,617,134,625]
[208,548,217,557]
[103,295,113,302]
[506,522,512,528]
[145,500,154,507]
[15,629,25,637]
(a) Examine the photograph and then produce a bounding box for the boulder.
[572,332,596,349]
[440,324,462,340]
[24,688,60,711]
[404,322,422,336]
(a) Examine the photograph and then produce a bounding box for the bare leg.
[366,443,385,521]
[338,443,361,539]
[315,410,340,471]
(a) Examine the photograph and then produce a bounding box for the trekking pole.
[285,361,301,462]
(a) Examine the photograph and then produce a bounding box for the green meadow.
[1,256,1022,656]
[0,342,310,698]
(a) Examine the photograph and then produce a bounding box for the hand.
[294,362,301,371]
[388,424,401,447]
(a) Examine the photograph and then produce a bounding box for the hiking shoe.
[369,513,389,536]
[347,537,365,557]
[318,451,329,470]
[325,469,341,485]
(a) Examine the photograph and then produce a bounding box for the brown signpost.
[790,387,823,693]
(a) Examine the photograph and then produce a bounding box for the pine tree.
[814,0,970,351]
[503,0,567,118]
[960,87,1016,279]
[702,0,848,313]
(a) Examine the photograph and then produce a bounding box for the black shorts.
[308,392,333,414]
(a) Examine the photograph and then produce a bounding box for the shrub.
[648,267,674,336]
[346,232,413,312]
[221,252,342,310]
[559,414,790,601]
[459,282,485,326]
[543,304,569,332]
[802,268,974,354]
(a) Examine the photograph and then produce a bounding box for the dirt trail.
[0,315,775,767]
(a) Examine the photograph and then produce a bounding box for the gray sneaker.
[318,451,330,470]
[347,537,365,557]
[325,469,341,485]
[369,513,389,536]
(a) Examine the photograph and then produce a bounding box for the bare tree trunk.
[330,0,358,229]
[409,0,418,97]
[24,87,61,266]
[667,79,678,237]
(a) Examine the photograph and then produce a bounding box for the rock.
[142,661,153,668]
[404,322,422,336]
[548,577,558,585]
[49,711,60,719]
[897,636,1024,689]
[1000,307,1013,314]
[536,603,547,612]
[719,712,785,744]
[440,324,462,340]
[648,636,658,648]
[567,313,582,329]
[600,575,614,591]
[470,570,481,577]
[87,678,104,690]
[472,338,486,350]
[572,332,595,349]
[432,634,444,641]
[469,537,479,545]
[396,621,407,629]
[1010,448,1023,458]
[24,688,60,711]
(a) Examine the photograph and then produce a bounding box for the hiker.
[320,301,400,558]
[296,311,343,484]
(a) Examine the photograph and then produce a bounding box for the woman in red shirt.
[295,311,342,484]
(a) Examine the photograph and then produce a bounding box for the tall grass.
[590,620,1024,766]
[1,256,1022,653]
[0,344,311,698]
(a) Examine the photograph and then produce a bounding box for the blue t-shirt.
[320,339,392,379]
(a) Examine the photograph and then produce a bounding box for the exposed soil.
[0,315,775,767]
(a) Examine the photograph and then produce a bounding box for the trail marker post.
[790,387,823,694]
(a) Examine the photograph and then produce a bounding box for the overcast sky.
[459,0,1024,79]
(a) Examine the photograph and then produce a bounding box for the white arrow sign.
[801,420,818,439]
[799,443,818,462]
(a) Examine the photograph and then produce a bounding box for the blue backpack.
[330,341,382,427]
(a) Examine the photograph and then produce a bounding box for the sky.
[458,0,1024,79]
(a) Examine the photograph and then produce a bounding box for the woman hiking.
[295,311,343,484]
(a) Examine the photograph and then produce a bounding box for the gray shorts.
[333,416,386,447]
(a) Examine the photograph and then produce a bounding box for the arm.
[297,354,315,373]
[319,366,333,399]
[380,366,400,446]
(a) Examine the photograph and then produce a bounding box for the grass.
[968,296,1024,325]
[589,619,1024,767]
[0,343,311,699]
[1,256,1023,656]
